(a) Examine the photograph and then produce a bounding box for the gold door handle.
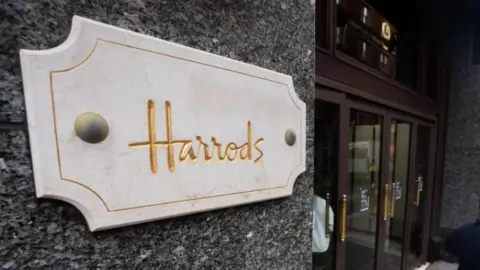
[390,183,396,218]
[325,193,331,237]
[340,194,347,242]
[383,184,389,221]
[414,176,423,206]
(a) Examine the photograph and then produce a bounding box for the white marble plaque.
[19,16,306,231]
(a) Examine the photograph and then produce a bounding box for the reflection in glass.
[316,0,328,49]
[384,120,411,269]
[335,0,419,89]
[312,99,339,270]
[408,125,431,267]
[345,109,382,270]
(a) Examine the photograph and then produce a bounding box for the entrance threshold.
[413,261,458,270]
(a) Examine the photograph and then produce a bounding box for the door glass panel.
[313,99,339,270]
[408,125,431,267]
[345,109,383,270]
[384,120,411,270]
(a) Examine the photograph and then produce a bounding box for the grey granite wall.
[441,16,480,230]
[0,1,314,269]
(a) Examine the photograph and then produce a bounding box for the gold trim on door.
[414,176,423,206]
[390,182,396,217]
[340,194,347,241]
[383,184,389,220]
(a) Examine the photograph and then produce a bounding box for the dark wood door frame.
[347,96,436,270]
[316,52,439,116]
[347,99,390,270]
[316,84,438,270]
[384,111,413,270]
[317,68,445,242]
[315,88,348,270]
[316,0,450,263]
[316,75,437,122]
[420,121,438,263]
[385,111,417,270]
[403,121,437,269]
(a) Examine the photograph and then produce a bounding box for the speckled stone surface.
[0,0,315,137]
[0,1,314,269]
[441,19,480,229]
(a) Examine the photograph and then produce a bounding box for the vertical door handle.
[383,184,389,220]
[390,182,396,218]
[369,182,376,219]
[414,176,423,206]
[340,194,347,242]
[325,192,331,237]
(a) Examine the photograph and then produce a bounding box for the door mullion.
[335,93,349,270]
[375,113,391,270]
[402,123,418,270]
[420,124,437,261]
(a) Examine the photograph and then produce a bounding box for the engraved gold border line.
[100,39,294,101]
[49,71,110,211]
[49,38,303,212]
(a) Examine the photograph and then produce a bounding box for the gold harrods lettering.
[129,100,264,174]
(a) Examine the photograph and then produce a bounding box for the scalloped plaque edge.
[19,15,307,231]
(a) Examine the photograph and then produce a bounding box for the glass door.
[314,89,437,270]
[314,92,391,270]
[376,118,435,270]
[406,124,434,268]
[382,118,413,270]
[344,107,384,270]
[313,90,344,270]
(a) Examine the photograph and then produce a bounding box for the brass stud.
[285,129,296,146]
[74,112,109,144]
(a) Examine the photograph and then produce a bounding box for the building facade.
[315,0,480,269]
[0,1,314,269]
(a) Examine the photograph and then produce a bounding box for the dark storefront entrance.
[314,89,437,270]
[314,0,450,269]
